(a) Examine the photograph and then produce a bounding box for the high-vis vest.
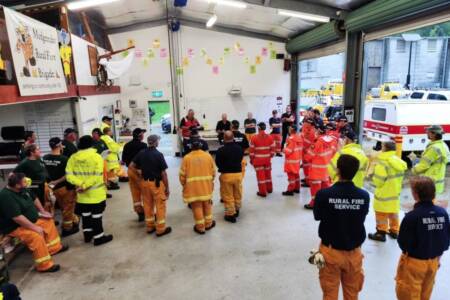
[100,122,111,133]
[249,132,275,166]
[101,135,121,171]
[179,150,216,203]
[412,140,448,194]
[328,143,369,188]
[284,133,303,174]
[372,151,407,213]
[66,148,106,204]
[306,135,336,181]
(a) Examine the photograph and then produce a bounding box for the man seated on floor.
[0,173,68,273]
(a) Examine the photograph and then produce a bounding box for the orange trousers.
[271,133,282,154]
[309,179,331,206]
[127,167,144,214]
[396,254,439,300]
[140,180,167,234]
[53,187,79,230]
[286,172,300,192]
[319,244,364,300]
[191,200,213,233]
[9,218,62,271]
[375,212,400,234]
[220,173,243,216]
[254,164,272,195]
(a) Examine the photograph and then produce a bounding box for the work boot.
[193,226,205,235]
[119,177,129,183]
[138,213,145,222]
[268,190,273,194]
[276,153,282,157]
[94,234,114,246]
[294,189,300,194]
[147,228,156,234]
[188,203,192,209]
[220,199,224,203]
[224,215,237,223]
[282,191,294,196]
[368,231,386,242]
[39,264,60,273]
[106,193,113,199]
[388,231,399,239]
[256,192,267,198]
[234,209,240,218]
[156,227,172,237]
[55,244,70,255]
[107,182,120,190]
[206,220,216,231]
[84,233,93,243]
[61,224,80,237]
[304,203,314,210]
[301,182,310,187]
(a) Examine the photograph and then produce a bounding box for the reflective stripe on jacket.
[412,140,448,194]
[372,151,407,213]
[101,135,121,171]
[307,135,336,181]
[328,143,369,188]
[284,134,303,174]
[179,150,216,203]
[249,132,275,166]
[66,148,106,204]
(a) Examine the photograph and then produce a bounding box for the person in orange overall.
[325,122,340,156]
[282,125,303,196]
[301,113,317,187]
[304,125,336,209]
[0,173,68,273]
[180,137,216,234]
[249,122,275,197]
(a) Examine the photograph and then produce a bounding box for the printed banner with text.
[4,7,67,96]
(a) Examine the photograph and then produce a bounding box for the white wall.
[75,94,118,136]
[109,25,290,130]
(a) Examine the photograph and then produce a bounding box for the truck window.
[384,86,390,92]
[372,107,386,121]
[410,92,424,99]
[427,93,447,101]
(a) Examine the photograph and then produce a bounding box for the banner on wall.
[4,7,67,96]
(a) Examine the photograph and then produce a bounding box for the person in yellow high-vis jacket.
[368,141,407,242]
[66,135,113,246]
[101,127,122,189]
[328,129,368,188]
[412,125,448,195]
[180,137,216,234]
[100,116,112,133]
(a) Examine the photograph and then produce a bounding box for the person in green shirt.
[14,144,46,206]
[0,172,68,273]
[43,137,79,236]
[62,128,78,158]
[18,131,36,161]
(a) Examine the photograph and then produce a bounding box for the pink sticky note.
[160,48,168,58]
[212,65,219,75]
[135,49,143,58]
[262,47,268,56]
[187,48,195,58]
[238,48,245,56]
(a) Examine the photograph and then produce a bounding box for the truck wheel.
[402,152,413,169]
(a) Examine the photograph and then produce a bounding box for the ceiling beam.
[244,0,342,19]
[107,18,167,35]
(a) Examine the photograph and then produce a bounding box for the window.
[427,40,437,52]
[384,86,390,92]
[396,40,406,53]
[410,92,424,99]
[306,60,316,72]
[427,93,447,101]
[372,108,386,121]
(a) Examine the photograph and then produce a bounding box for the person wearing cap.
[269,110,282,157]
[43,137,79,236]
[101,127,122,190]
[184,129,209,155]
[19,131,36,161]
[62,128,78,158]
[0,172,68,273]
[244,112,257,154]
[180,109,202,155]
[100,116,113,133]
[180,137,216,234]
[92,128,113,200]
[314,154,370,300]
[328,129,368,189]
[336,115,351,135]
[325,122,340,155]
[301,112,317,187]
[215,131,244,223]
[122,128,147,222]
[66,135,113,246]
[249,122,275,197]
[312,108,324,128]
[412,125,448,195]
[282,124,302,196]
[216,113,231,144]
[395,176,450,300]
[281,105,295,151]
[368,141,407,242]
[130,135,172,237]
[304,124,336,209]
[14,144,47,207]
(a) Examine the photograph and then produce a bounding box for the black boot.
[256,192,267,198]
[106,193,113,199]
[388,231,399,239]
[94,234,114,246]
[224,215,237,223]
[61,224,80,237]
[107,182,120,190]
[39,264,60,273]
[206,220,216,231]
[138,213,145,222]
[234,209,240,218]
[193,226,205,235]
[368,231,386,242]
[119,177,129,183]
[304,203,314,210]
[282,191,294,196]
[294,189,300,194]
[156,227,172,237]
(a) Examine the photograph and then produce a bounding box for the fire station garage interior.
[0,0,449,299]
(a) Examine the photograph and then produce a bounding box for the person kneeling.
[0,173,68,273]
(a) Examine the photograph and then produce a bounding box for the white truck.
[363,100,450,166]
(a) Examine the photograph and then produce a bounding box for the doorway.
[148,100,172,155]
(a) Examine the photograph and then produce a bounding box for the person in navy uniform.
[313,154,370,300]
[395,176,450,300]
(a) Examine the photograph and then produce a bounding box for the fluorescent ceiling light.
[278,10,330,23]
[67,0,120,10]
[206,0,247,9]
[206,15,218,27]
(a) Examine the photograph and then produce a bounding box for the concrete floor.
[8,156,450,300]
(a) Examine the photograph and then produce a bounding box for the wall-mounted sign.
[344,109,355,123]
[152,90,163,98]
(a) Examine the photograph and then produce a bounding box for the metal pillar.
[343,31,364,138]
